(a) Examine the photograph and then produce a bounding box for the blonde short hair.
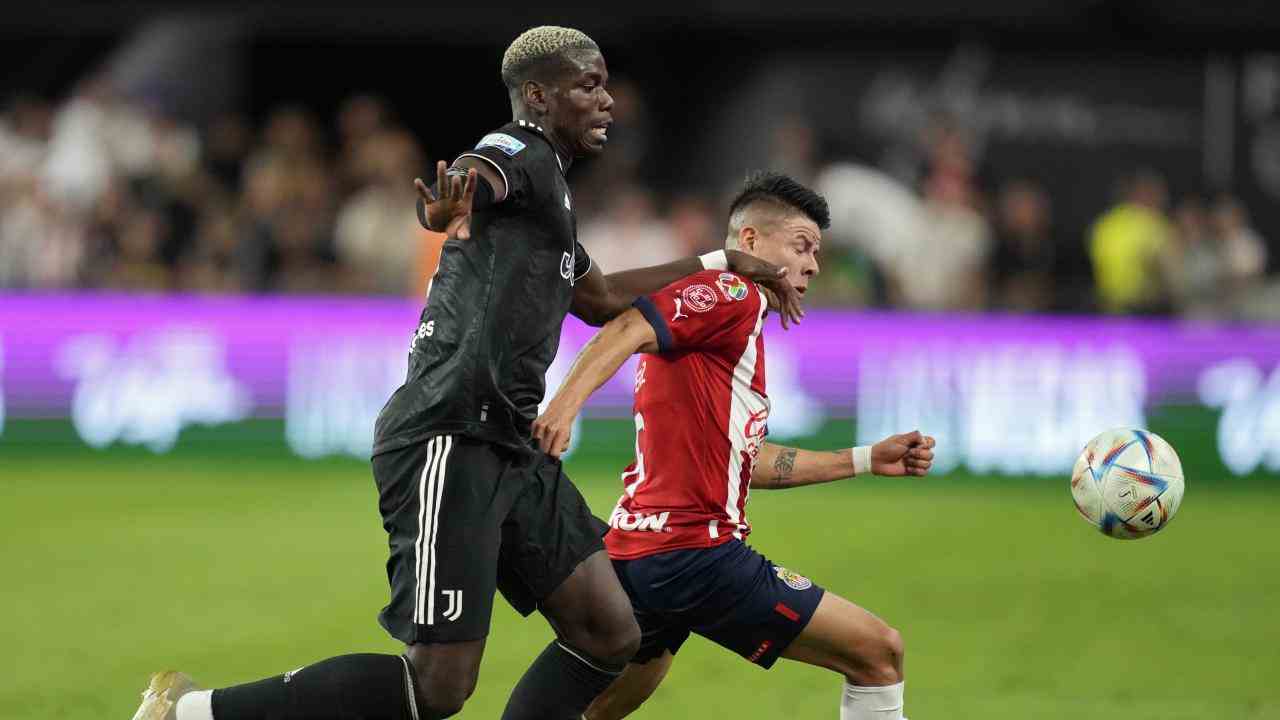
[501,26,599,89]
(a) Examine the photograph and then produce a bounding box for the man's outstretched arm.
[570,251,804,329]
[533,308,658,457]
[752,432,937,490]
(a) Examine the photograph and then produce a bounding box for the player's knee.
[829,616,904,687]
[413,671,475,719]
[566,610,641,666]
[601,611,642,665]
[848,623,904,686]
[407,659,478,719]
[882,624,905,675]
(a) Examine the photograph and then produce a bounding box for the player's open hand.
[871,430,936,477]
[724,250,805,330]
[415,161,477,240]
[532,403,576,459]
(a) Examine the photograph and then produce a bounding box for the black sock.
[211,653,415,720]
[500,641,624,720]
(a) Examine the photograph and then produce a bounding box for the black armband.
[471,174,495,209]
[449,167,496,209]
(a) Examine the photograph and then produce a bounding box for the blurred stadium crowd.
[0,75,1274,318]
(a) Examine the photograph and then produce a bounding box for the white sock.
[840,680,904,720]
[175,689,215,720]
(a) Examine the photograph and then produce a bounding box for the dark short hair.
[728,171,830,229]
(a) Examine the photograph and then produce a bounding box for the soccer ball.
[1070,428,1185,539]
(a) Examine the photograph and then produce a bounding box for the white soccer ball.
[1070,428,1185,539]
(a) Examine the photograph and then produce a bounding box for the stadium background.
[2,2,1279,718]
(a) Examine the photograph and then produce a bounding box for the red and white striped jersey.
[604,269,770,560]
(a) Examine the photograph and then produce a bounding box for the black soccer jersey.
[373,121,592,456]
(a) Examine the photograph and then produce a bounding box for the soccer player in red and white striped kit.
[533,171,936,720]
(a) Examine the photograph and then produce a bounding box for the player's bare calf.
[785,593,903,686]
[583,654,673,720]
[784,593,906,716]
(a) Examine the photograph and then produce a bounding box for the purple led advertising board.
[2,294,1278,474]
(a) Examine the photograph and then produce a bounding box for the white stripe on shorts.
[413,436,442,624]
[425,435,453,624]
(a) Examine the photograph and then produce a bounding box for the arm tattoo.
[772,448,798,488]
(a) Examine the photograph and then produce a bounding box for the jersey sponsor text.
[608,507,671,533]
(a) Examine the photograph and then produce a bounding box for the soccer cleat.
[131,671,201,720]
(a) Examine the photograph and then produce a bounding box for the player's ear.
[522,81,549,116]
[738,226,757,252]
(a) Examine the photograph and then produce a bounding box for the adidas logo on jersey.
[609,508,671,533]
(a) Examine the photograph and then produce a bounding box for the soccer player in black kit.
[132,25,804,720]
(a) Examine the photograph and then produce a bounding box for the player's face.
[546,50,614,157]
[755,216,822,297]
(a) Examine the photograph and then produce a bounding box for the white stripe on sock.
[555,641,621,676]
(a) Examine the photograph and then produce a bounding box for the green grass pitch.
[2,417,1277,719]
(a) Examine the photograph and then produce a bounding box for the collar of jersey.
[515,119,566,175]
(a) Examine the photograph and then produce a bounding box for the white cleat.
[131,671,201,720]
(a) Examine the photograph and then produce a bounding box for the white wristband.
[852,446,872,476]
[699,249,728,271]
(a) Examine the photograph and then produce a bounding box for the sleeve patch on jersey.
[717,272,749,301]
[681,284,718,312]
[475,132,526,156]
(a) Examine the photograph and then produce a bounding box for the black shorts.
[612,539,825,669]
[373,434,606,644]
